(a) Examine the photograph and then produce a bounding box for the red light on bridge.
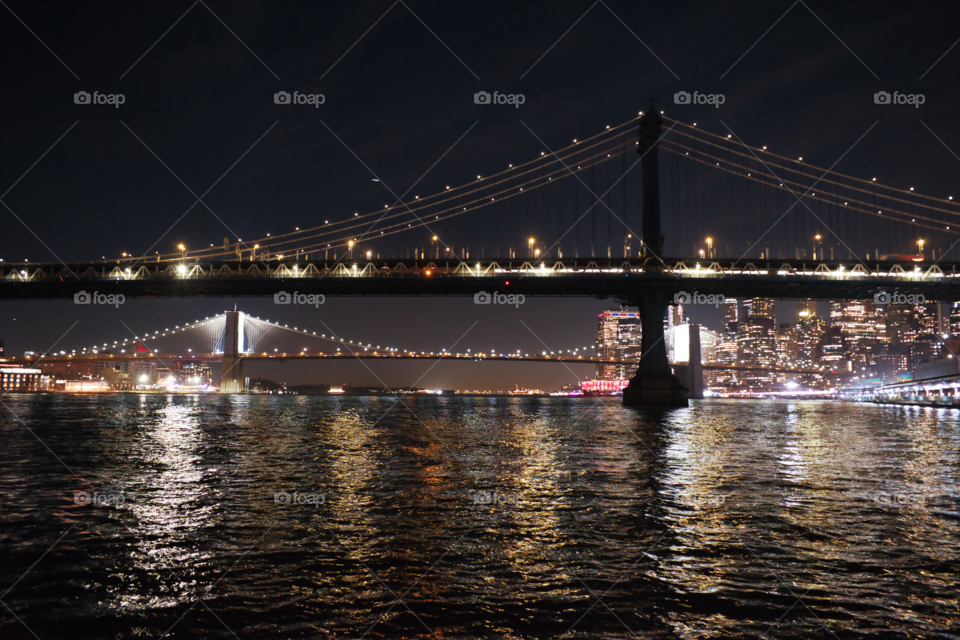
[425,269,432,276]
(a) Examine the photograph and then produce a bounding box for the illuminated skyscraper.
[776,323,793,367]
[596,308,642,380]
[886,304,920,346]
[744,298,776,321]
[737,299,778,388]
[666,302,684,329]
[792,314,826,368]
[949,302,960,335]
[724,298,739,333]
[917,302,943,335]
[830,300,883,367]
[820,326,845,366]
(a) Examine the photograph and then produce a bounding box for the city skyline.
[8,294,959,393]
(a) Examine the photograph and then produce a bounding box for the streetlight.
[528,237,535,258]
[432,235,438,258]
[815,234,822,260]
[706,237,713,258]
[178,243,186,258]
[366,250,372,260]
[348,240,354,258]
[918,239,925,258]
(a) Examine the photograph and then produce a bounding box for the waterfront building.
[175,361,214,386]
[0,365,44,391]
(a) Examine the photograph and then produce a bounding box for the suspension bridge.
[11,310,856,394]
[2,104,955,404]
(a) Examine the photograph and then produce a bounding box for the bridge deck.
[2,258,958,301]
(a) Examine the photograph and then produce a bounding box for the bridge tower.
[622,102,689,407]
[220,310,245,393]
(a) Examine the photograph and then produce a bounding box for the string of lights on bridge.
[661,120,959,239]
[102,116,641,264]
[63,313,600,361]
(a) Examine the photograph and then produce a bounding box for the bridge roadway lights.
[621,288,689,408]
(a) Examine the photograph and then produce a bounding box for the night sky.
[2,1,959,389]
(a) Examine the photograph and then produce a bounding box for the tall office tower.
[776,323,793,367]
[830,300,882,367]
[738,315,777,367]
[820,326,845,365]
[917,302,943,335]
[596,308,642,380]
[793,314,826,367]
[744,298,776,321]
[950,302,960,335]
[666,302,685,329]
[886,304,920,346]
[724,298,739,333]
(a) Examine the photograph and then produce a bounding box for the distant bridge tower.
[622,102,688,407]
[220,310,244,393]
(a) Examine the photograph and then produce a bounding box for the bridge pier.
[220,310,245,393]
[622,289,688,407]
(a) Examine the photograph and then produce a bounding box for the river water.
[1,395,957,639]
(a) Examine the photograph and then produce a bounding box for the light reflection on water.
[0,395,957,639]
